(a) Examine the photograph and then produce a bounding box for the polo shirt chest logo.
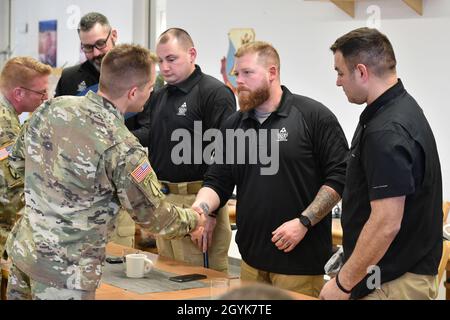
[77,81,87,93]
[276,127,289,142]
[177,102,188,116]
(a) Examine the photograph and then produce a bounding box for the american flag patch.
[0,143,13,161]
[131,160,152,183]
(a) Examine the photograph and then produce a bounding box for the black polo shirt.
[204,86,348,275]
[55,61,153,131]
[342,79,443,299]
[54,61,99,97]
[139,65,235,182]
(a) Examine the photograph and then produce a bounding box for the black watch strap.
[299,215,312,229]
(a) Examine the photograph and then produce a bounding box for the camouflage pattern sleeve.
[0,101,24,253]
[0,138,24,253]
[0,103,23,204]
[8,122,27,180]
[106,139,200,239]
[0,107,21,146]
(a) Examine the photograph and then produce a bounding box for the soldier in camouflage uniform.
[5,44,205,300]
[0,57,51,298]
[54,12,137,248]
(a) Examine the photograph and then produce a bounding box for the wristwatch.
[299,215,312,229]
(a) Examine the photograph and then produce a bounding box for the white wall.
[0,0,11,69]
[133,0,150,48]
[10,0,139,68]
[165,0,450,202]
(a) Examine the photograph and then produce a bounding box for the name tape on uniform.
[0,143,13,161]
[131,160,152,183]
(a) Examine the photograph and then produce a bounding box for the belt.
[160,180,203,195]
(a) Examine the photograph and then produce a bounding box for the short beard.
[90,55,104,71]
[237,83,270,113]
[90,39,115,71]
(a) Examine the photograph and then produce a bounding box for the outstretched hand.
[189,208,206,245]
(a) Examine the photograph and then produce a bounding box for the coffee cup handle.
[144,258,153,274]
[444,223,450,238]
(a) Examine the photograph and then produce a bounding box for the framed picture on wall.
[38,20,57,67]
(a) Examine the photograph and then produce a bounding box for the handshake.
[189,201,216,253]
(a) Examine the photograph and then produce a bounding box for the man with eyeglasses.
[54,12,138,249]
[0,56,51,299]
[55,12,116,97]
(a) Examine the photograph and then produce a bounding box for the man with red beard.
[192,41,348,297]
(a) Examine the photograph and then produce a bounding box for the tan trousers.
[240,260,324,298]
[156,193,231,273]
[108,209,135,248]
[360,272,438,300]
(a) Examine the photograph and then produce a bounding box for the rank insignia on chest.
[131,160,152,183]
[0,143,13,161]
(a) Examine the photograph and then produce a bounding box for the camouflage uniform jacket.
[0,94,24,254]
[6,91,199,291]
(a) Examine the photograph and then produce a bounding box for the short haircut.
[0,57,52,92]
[330,27,397,77]
[78,12,110,33]
[235,41,281,74]
[157,28,194,49]
[99,44,158,99]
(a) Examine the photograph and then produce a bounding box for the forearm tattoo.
[199,202,210,216]
[303,186,341,226]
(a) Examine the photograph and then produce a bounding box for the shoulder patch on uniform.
[0,143,13,161]
[131,160,152,183]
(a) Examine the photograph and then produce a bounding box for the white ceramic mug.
[125,253,153,278]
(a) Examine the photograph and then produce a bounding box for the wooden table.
[445,242,450,300]
[96,242,315,300]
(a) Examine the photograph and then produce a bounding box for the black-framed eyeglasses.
[20,86,47,99]
[80,29,112,53]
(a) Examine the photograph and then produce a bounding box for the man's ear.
[268,65,278,82]
[12,87,24,101]
[128,86,138,100]
[188,47,197,64]
[111,29,118,43]
[355,63,369,82]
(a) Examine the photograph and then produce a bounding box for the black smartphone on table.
[168,273,207,282]
[105,256,124,264]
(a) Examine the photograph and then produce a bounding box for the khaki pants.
[156,193,231,273]
[360,272,438,300]
[108,209,135,248]
[240,260,324,298]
